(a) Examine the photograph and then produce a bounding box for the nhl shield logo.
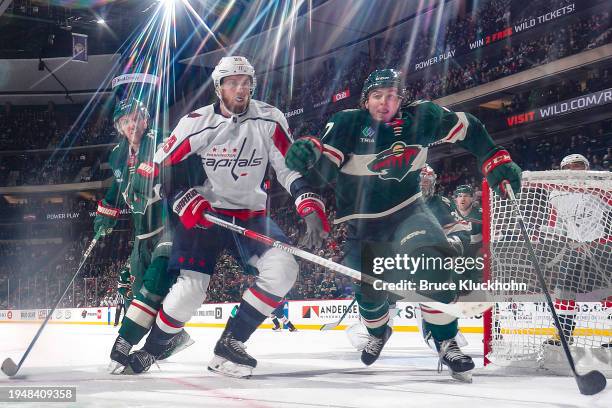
[367,141,420,182]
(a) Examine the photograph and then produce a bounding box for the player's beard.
[221,93,250,115]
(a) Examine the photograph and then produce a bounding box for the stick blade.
[320,322,339,331]
[577,370,607,395]
[1,358,18,377]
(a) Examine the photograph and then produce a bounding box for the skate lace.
[364,335,384,355]
[115,337,131,355]
[229,338,248,355]
[437,340,465,373]
[134,350,158,371]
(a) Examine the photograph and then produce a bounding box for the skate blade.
[108,361,127,375]
[208,356,253,379]
[120,360,160,375]
[157,338,195,361]
[450,370,473,383]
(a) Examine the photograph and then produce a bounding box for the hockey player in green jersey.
[93,99,192,373]
[419,165,477,381]
[285,69,521,372]
[114,262,132,327]
[452,184,483,257]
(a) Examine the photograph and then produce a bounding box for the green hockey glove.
[285,137,322,174]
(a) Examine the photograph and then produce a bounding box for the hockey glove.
[296,192,330,249]
[480,148,522,197]
[132,161,159,196]
[285,137,322,174]
[172,188,214,229]
[94,200,120,237]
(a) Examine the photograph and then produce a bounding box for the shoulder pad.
[407,99,431,107]
[108,141,127,169]
[252,100,275,110]
[153,108,210,164]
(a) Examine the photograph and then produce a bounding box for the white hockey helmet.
[560,153,589,170]
[212,56,256,96]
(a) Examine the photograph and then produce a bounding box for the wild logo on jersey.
[367,141,421,182]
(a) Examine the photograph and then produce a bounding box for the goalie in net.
[484,153,611,374]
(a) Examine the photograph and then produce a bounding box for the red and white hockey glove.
[94,200,120,237]
[480,148,522,197]
[296,192,330,249]
[172,188,213,229]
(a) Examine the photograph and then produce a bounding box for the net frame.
[482,170,611,376]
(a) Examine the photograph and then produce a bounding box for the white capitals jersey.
[154,100,301,211]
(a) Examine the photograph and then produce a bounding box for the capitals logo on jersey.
[367,141,421,182]
[203,138,264,181]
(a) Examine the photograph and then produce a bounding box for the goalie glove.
[295,192,330,249]
[285,137,322,174]
[172,188,213,229]
[94,200,120,236]
[480,148,522,197]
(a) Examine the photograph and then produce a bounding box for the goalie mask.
[419,164,437,199]
[560,153,589,170]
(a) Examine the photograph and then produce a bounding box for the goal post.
[482,170,612,376]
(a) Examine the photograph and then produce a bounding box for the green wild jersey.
[117,264,133,299]
[103,128,166,237]
[425,194,471,250]
[455,205,483,253]
[304,100,497,224]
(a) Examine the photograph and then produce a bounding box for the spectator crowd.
[1,0,610,309]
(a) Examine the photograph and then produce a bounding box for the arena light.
[158,0,176,7]
[96,18,105,25]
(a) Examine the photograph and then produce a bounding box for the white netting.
[485,170,612,376]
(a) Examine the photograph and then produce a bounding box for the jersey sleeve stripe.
[272,123,291,156]
[442,112,469,143]
[322,143,344,167]
[163,138,193,167]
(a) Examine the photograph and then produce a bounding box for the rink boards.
[0,299,485,332]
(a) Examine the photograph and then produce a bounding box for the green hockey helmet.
[454,184,474,197]
[113,99,150,127]
[360,69,404,106]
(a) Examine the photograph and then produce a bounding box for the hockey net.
[482,170,612,376]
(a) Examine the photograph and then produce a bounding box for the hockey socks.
[229,301,268,342]
[142,306,185,356]
[119,297,160,345]
[422,319,459,343]
[358,300,390,337]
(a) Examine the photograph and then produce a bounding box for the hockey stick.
[1,231,102,377]
[320,298,357,330]
[204,214,491,319]
[504,184,606,395]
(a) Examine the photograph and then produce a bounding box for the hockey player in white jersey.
[126,56,330,377]
[543,153,611,347]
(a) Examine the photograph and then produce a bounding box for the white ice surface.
[1,324,610,408]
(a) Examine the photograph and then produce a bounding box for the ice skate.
[208,327,257,378]
[157,329,195,361]
[361,325,392,366]
[436,338,474,383]
[108,336,131,374]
